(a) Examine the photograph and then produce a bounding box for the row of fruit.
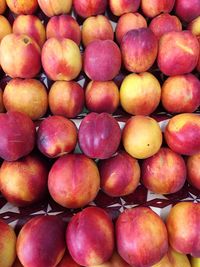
[1,202,200,267]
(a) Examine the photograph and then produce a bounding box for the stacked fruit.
[0,0,200,266]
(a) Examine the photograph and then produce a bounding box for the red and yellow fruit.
[38,0,72,17]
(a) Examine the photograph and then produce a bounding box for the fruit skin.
[0,154,48,206]
[166,202,200,257]
[109,0,140,16]
[120,72,161,116]
[84,40,121,82]
[0,111,35,161]
[116,207,168,267]
[188,16,200,38]
[141,0,175,18]
[81,15,114,47]
[38,0,72,17]
[152,247,191,267]
[161,74,200,114]
[6,0,38,15]
[17,215,66,267]
[46,15,81,45]
[157,31,199,76]
[41,37,82,81]
[85,81,119,114]
[115,12,147,44]
[56,251,82,267]
[0,15,12,42]
[186,153,200,190]
[0,0,6,14]
[149,13,182,39]
[0,219,16,267]
[13,15,46,48]
[73,0,107,18]
[48,154,100,208]
[78,112,121,159]
[0,33,41,78]
[141,147,186,195]
[66,207,114,266]
[37,116,77,158]
[3,78,48,120]
[122,115,162,159]
[49,81,84,118]
[0,88,4,113]
[164,113,200,156]
[91,251,131,267]
[175,0,200,23]
[191,257,200,267]
[99,151,140,197]
[121,28,158,73]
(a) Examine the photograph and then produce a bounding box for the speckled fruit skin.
[0,219,16,267]
[17,215,66,267]
[157,31,199,76]
[141,0,175,18]
[73,0,107,18]
[78,112,121,159]
[109,0,140,16]
[121,28,158,73]
[48,154,100,208]
[141,147,186,195]
[164,113,200,156]
[99,151,140,197]
[186,153,200,190]
[6,0,38,15]
[66,207,114,266]
[175,0,200,23]
[116,207,168,267]
[38,0,72,17]
[37,115,77,158]
[0,33,41,78]
[166,202,200,257]
[0,111,35,161]
[0,154,48,207]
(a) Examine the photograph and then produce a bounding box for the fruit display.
[0,1,199,267]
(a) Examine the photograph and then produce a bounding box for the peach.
[175,0,200,23]
[0,220,16,267]
[120,72,161,115]
[122,115,162,159]
[73,0,107,18]
[46,15,81,45]
[141,147,186,194]
[48,154,100,208]
[0,111,35,161]
[149,14,182,39]
[66,207,114,266]
[13,15,46,48]
[37,116,77,158]
[0,15,12,42]
[0,33,41,78]
[41,37,82,81]
[158,31,199,76]
[6,0,38,15]
[164,113,200,156]
[3,78,48,120]
[0,154,48,206]
[78,113,121,159]
[0,0,6,14]
[197,39,200,72]
[116,207,168,267]
[188,16,200,38]
[115,12,147,44]
[99,151,140,197]
[85,81,119,114]
[152,247,191,267]
[84,40,121,81]
[166,202,200,257]
[49,81,84,118]
[191,257,200,267]
[0,88,4,112]
[81,15,114,47]
[141,0,175,18]
[121,28,158,73]
[17,215,66,267]
[186,153,200,190]
[92,252,131,267]
[56,252,81,267]
[38,0,72,17]
[109,0,140,16]
[161,74,200,114]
